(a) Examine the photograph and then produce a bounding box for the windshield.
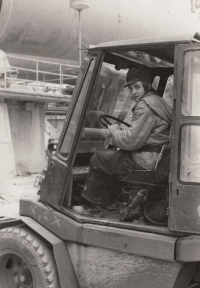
[76,62,131,155]
[59,59,95,158]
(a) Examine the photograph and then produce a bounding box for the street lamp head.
[70,0,90,11]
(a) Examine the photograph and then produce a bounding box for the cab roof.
[89,33,200,50]
[89,33,200,67]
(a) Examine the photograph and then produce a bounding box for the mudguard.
[21,216,79,288]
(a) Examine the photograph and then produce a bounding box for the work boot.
[72,202,102,217]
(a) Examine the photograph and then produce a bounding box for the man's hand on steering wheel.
[108,123,121,135]
[98,114,130,150]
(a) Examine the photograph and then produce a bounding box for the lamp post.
[70,0,90,65]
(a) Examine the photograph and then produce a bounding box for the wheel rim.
[0,250,35,288]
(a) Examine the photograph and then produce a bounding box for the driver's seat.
[120,143,171,185]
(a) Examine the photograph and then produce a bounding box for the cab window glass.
[76,61,131,155]
[59,59,95,158]
[180,125,200,182]
[182,50,200,116]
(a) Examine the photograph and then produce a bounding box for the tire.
[0,225,60,288]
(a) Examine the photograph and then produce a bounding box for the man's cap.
[124,68,151,87]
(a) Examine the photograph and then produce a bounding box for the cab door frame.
[169,43,200,233]
[40,51,103,209]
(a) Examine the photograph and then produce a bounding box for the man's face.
[127,81,146,102]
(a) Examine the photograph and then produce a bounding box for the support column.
[7,101,46,174]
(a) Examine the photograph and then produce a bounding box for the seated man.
[73,68,172,216]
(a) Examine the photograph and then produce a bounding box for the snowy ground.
[0,174,40,219]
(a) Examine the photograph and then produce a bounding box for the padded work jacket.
[111,92,172,170]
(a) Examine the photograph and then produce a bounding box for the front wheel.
[0,226,60,288]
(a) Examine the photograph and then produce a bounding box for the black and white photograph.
[0,0,200,287]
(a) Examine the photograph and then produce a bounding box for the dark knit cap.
[124,68,151,87]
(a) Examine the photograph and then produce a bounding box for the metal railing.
[0,54,80,97]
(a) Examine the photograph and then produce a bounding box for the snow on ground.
[0,174,40,219]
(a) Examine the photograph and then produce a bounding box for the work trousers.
[82,149,144,205]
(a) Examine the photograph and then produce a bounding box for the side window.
[182,50,200,116]
[180,125,200,183]
[179,50,200,182]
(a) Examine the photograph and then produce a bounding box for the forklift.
[1,33,200,288]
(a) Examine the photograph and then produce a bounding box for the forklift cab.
[40,33,200,235]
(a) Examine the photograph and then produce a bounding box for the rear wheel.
[0,226,60,288]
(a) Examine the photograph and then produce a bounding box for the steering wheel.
[99,114,131,128]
